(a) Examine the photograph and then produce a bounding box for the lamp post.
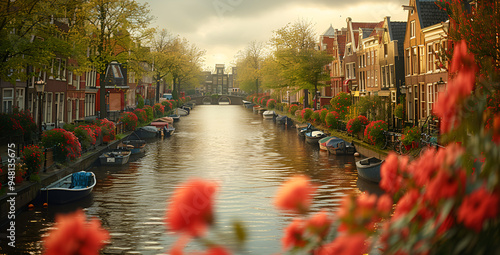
[35,80,46,140]
[105,90,110,115]
[436,77,446,93]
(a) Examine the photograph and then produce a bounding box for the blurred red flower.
[275,175,316,214]
[282,218,307,250]
[316,233,368,255]
[43,210,109,255]
[457,187,499,232]
[165,179,218,237]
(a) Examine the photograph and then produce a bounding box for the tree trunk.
[303,89,309,108]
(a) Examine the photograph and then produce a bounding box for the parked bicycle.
[399,132,443,156]
[381,131,403,154]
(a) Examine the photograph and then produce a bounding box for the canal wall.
[0,138,126,224]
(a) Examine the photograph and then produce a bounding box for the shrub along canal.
[10,104,381,254]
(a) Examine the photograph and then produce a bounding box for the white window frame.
[410,20,416,38]
[2,88,14,113]
[45,92,52,123]
[16,88,24,110]
[427,83,434,116]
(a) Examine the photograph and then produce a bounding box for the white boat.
[262,110,276,119]
[175,108,189,116]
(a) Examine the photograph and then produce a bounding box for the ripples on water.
[10,105,378,254]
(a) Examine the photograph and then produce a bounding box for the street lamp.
[436,77,446,93]
[106,90,111,113]
[35,80,46,140]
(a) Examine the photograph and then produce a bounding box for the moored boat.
[175,108,189,116]
[298,123,317,138]
[319,136,335,151]
[118,139,146,154]
[150,121,175,137]
[355,157,384,183]
[134,126,159,139]
[40,171,96,204]
[305,130,327,145]
[276,115,293,127]
[99,149,132,165]
[262,110,276,119]
[325,137,357,155]
[153,117,174,124]
[168,114,180,122]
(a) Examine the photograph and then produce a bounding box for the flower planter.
[412,141,419,148]
[357,131,364,140]
[405,144,412,151]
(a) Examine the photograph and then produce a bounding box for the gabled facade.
[331,29,347,96]
[343,18,382,104]
[403,0,449,127]
[358,22,384,96]
[379,17,407,129]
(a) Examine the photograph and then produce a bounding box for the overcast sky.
[138,0,409,72]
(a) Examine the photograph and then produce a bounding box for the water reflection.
[11,105,365,254]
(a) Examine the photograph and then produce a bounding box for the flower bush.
[161,100,173,112]
[346,115,369,134]
[21,145,44,178]
[136,94,145,109]
[42,128,81,162]
[319,108,329,123]
[330,92,351,120]
[154,103,165,117]
[311,110,321,125]
[394,103,404,119]
[301,108,314,121]
[401,126,420,146]
[119,112,138,131]
[73,126,94,151]
[97,119,116,142]
[325,111,340,129]
[133,108,148,125]
[143,105,154,121]
[0,108,37,141]
[289,104,299,115]
[364,120,388,147]
[266,99,276,109]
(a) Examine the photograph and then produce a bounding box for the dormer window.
[410,20,416,38]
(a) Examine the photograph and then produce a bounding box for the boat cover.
[71,172,92,189]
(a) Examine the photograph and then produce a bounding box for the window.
[68,71,73,85]
[405,49,411,75]
[2,88,13,113]
[420,84,426,118]
[49,59,55,79]
[427,83,434,116]
[419,46,425,74]
[391,91,397,103]
[382,66,386,87]
[412,47,418,75]
[371,51,375,65]
[367,52,370,66]
[68,99,72,123]
[45,92,52,123]
[56,58,61,79]
[76,99,79,120]
[61,59,66,80]
[384,43,388,57]
[440,40,448,70]
[59,92,64,122]
[16,88,24,110]
[390,65,395,86]
[76,74,81,90]
[410,20,416,38]
[427,44,434,72]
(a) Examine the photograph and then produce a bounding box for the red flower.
[275,175,316,213]
[165,179,218,237]
[43,210,109,255]
[393,189,420,219]
[376,194,393,215]
[424,169,466,205]
[457,187,499,232]
[282,218,307,250]
[306,210,332,239]
[380,153,407,194]
[316,233,368,255]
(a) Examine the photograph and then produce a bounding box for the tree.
[170,39,205,100]
[235,41,266,94]
[79,0,154,119]
[270,20,332,108]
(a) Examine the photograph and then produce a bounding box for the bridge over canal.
[191,95,244,105]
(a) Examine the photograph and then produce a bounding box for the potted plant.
[401,126,421,150]
[395,104,404,119]
[97,119,116,143]
[325,111,340,129]
[266,99,276,109]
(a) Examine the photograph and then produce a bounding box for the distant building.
[203,64,237,95]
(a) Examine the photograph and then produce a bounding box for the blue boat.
[356,157,384,183]
[325,137,357,155]
[168,114,180,122]
[40,171,96,204]
[298,123,317,138]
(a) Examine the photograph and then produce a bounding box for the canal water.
[9,105,380,254]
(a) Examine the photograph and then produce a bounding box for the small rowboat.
[326,137,357,155]
[99,149,131,165]
[305,130,327,145]
[118,140,146,154]
[356,157,385,183]
[40,171,96,204]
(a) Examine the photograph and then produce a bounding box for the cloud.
[140,0,409,70]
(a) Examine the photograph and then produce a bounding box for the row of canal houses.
[316,0,450,130]
[0,19,161,132]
